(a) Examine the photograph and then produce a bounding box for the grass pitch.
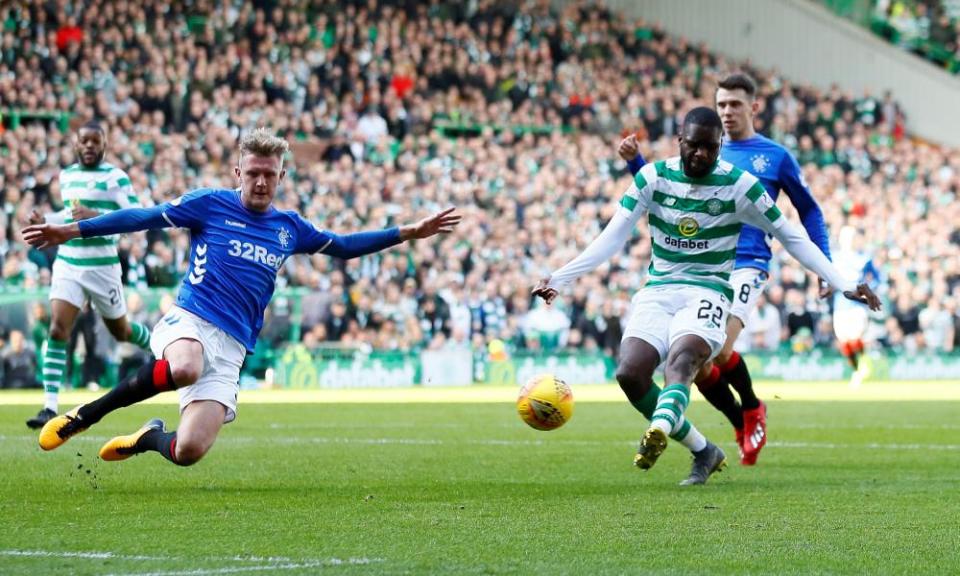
[2,383,959,575]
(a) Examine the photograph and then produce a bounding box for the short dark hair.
[717,73,757,98]
[682,106,723,132]
[79,120,105,134]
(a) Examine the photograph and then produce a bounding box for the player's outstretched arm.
[22,204,173,249]
[767,220,881,311]
[778,153,834,299]
[532,213,632,302]
[398,207,461,240]
[21,222,81,249]
[312,208,462,259]
[737,181,881,311]
[532,198,644,304]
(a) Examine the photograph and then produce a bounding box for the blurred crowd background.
[2,0,960,387]
[867,0,960,73]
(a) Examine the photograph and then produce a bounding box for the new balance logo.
[189,243,208,285]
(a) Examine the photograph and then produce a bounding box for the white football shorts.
[151,306,246,423]
[728,267,770,324]
[623,285,730,362]
[833,307,869,342]
[49,259,127,319]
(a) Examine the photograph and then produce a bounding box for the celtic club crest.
[706,198,724,216]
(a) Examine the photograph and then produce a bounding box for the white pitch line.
[107,558,382,576]
[0,434,114,443]
[780,423,960,430]
[767,440,960,451]
[1,550,381,570]
[0,550,300,564]
[0,550,171,561]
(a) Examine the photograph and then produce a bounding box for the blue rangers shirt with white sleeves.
[77,188,402,352]
[720,135,831,272]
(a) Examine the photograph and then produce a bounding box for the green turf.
[2,397,959,575]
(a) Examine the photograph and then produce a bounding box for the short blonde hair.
[239,127,289,159]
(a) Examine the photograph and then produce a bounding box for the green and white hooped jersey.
[55,162,140,267]
[620,157,785,300]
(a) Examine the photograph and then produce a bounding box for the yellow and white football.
[516,374,574,431]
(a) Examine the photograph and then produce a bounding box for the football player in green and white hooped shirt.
[533,108,881,485]
[25,121,152,430]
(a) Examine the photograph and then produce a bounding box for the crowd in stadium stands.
[1,0,959,382]
[870,0,960,72]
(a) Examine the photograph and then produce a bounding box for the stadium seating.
[1,0,957,369]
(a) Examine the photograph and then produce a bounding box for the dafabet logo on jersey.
[662,236,709,250]
[677,217,699,237]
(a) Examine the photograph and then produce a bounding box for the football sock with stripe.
[695,365,744,429]
[78,359,175,425]
[136,429,183,465]
[628,382,660,420]
[128,322,151,350]
[632,383,707,452]
[669,414,707,452]
[649,383,707,452]
[42,338,68,412]
[651,383,690,436]
[719,352,759,411]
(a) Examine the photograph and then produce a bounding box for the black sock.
[78,359,175,425]
[721,352,759,411]
[700,383,744,429]
[136,429,183,465]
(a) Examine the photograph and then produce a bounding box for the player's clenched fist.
[843,282,882,311]
[531,277,558,305]
[618,134,640,162]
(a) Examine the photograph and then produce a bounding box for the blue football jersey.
[721,135,831,272]
[159,188,346,352]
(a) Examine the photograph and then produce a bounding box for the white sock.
[676,416,707,453]
[651,418,672,436]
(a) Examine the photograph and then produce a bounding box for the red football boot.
[735,427,745,463]
[741,401,767,466]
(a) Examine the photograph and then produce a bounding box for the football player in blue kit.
[23,128,461,466]
[619,73,833,465]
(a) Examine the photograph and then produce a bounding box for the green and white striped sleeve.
[737,175,785,231]
[618,162,656,217]
[113,169,140,209]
